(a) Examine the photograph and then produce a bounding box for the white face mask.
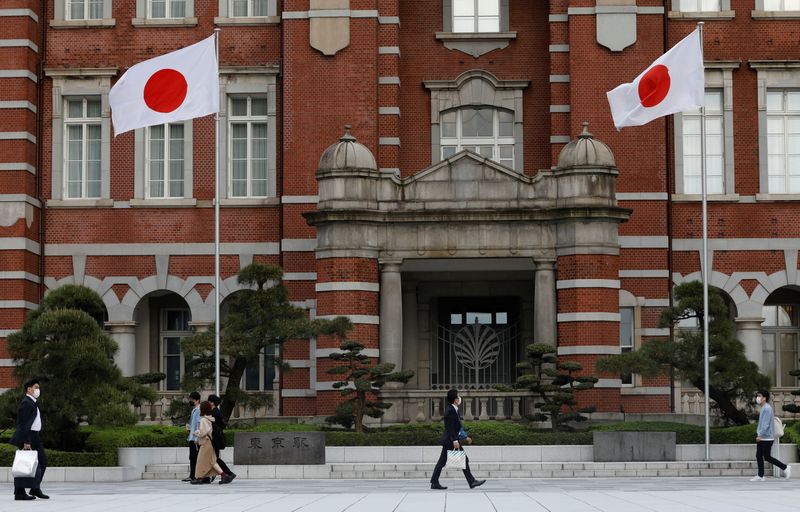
[32,388,40,399]
[756,396,763,405]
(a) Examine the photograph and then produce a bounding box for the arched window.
[440,107,515,169]
[762,287,800,388]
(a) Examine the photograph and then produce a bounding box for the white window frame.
[674,65,737,197]
[242,346,278,391]
[160,308,193,392]
[63,97,103,199]
[147,0,186,19]
[679,90,725,195]
[620,306,635,387]
[53,0,114,26]
[452,0,500,33]
[762,0,800,10]
[762,304,800,388]
[133,0,196,26]
[46,70,114,207]
[677,0,722,11]
[145,123,186,199]
[228,95,269,198]
[65,0,104,20]
[440,107,516,169]
[218,70,278,203]
[765,89,800,194]
[133,121,195,205]
[443,0,509,33]
[230,0,269,17]
[425,70,528,172]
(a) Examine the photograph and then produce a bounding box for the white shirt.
[28,394,42,432]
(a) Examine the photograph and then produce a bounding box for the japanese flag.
[109,35,219,136]
[607,28,704,130]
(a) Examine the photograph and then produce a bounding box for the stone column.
[402,281,419,388]
[379,259,403,373]
[106,321,137,376]
[736,317,765,370]
[534,259,557,346]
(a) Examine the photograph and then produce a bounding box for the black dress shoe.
[190,478,211,485]
[15,493,36,501]
[181,476,193,482]
[30,489,50,499]
[469,480,486,489]
[430,483,448,490]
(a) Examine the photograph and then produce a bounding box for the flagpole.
[697,21,711,462]
[213,27,221,397]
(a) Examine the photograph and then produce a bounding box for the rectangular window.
[764,0,800,10]
[453,0,499,33]
[679,0,720,10]
[440,107,515,169]
[244,346,276,391]
[681,90,724,195]
[229,96,269,198]
[148,0,186,18]
[620,307,634,386]
[67,0,104,20]
[767,90,800,194]
[231,0,268,17]
[147,123,185,198]
[161,309,192,391]
[64,97,102,199]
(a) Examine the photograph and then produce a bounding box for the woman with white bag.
[9,378,49,501]
[430,388,486,490]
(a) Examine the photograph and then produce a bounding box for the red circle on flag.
[143,69,188,113]
[637,64,671,108]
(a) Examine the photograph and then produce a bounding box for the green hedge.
[0,444,116,467]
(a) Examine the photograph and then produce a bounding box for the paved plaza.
[1,477,797,512]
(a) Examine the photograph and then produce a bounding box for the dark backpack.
[211,421,226,450]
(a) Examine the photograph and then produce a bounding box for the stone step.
[142,461,773,479]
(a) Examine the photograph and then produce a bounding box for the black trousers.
[214,446,232,475]
[431,446,475,485]
[756,440,787,477]
[188,441,199,479]
[14,431,47,494]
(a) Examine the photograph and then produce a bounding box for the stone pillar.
[106,322,137,376]
[534,259,557,346]
[736,317,765,370]
[379,259,403,372]
[402,281,419,388]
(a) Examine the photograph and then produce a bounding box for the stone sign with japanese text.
[233,432,326,465]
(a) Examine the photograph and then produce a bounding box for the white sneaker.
[750,476,765,482]
[784,465,792,480]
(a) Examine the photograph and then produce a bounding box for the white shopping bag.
[445,449,466,470]
[11,449,38,478]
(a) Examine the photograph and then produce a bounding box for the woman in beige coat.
[191,401,233,484]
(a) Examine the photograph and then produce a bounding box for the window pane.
[477,16,500,32]
[478,0,499,16]
[620,307,634,348]
[465,312,492,324]
[170,0,186,17]
[450,314,463,325]
[495,312,508,324]
[231,97,248,116]
[232,0,248,16]
[253,0,268,16]
[453,0,475,16]
[70,0,85,20]
[251,97,268,116]
[788,92,800,112]
[767,91,783,112]
[252,179,267,197]
[263,350,275,390]
[499,110,514,137]
[245,361,260,390]
[165,355,181,390]
[442,146,457,159]
[67,100,83,119]
[453,18,475,32]
[89,0,103,19]
[478,145,492,158]
[151,0,166,18]
[780,334,797,387]
[461,108,492,137]
[441,111,457,138]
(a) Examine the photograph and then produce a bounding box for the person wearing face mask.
[182,391,202,482]
[430,388,485,490]
[751,389,791,481]
[9,378,49,501]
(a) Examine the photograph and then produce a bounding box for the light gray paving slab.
[485,492,549,512]
[345,493,406,512]
[524,491,601,512]
[445,491,496,512]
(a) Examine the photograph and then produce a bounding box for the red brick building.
[2,0,800,422]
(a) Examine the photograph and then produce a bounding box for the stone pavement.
[0,477,796,512]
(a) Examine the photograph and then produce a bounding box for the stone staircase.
[142,460,769,480]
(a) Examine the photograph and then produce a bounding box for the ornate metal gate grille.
[432,322,519,389]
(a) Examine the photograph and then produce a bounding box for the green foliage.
[597,281,769,426]
[2,285,157,450]
[0,444,116,467]
[324,319,414,433]
[180,264,316,422]
[502,343,597,431]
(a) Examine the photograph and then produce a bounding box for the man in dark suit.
[9,378,49,501]
[430,388,485,490]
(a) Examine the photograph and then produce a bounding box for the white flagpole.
[214,27,221,397]
[697,21,711,462]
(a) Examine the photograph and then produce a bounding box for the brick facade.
[1,1,798,420]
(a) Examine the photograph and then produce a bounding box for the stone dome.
[556,122,616,169]
[318,125,377,172]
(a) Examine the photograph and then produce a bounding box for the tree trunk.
[221,357,249,423]
[691,378,749,426]
[354,391,365,433]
